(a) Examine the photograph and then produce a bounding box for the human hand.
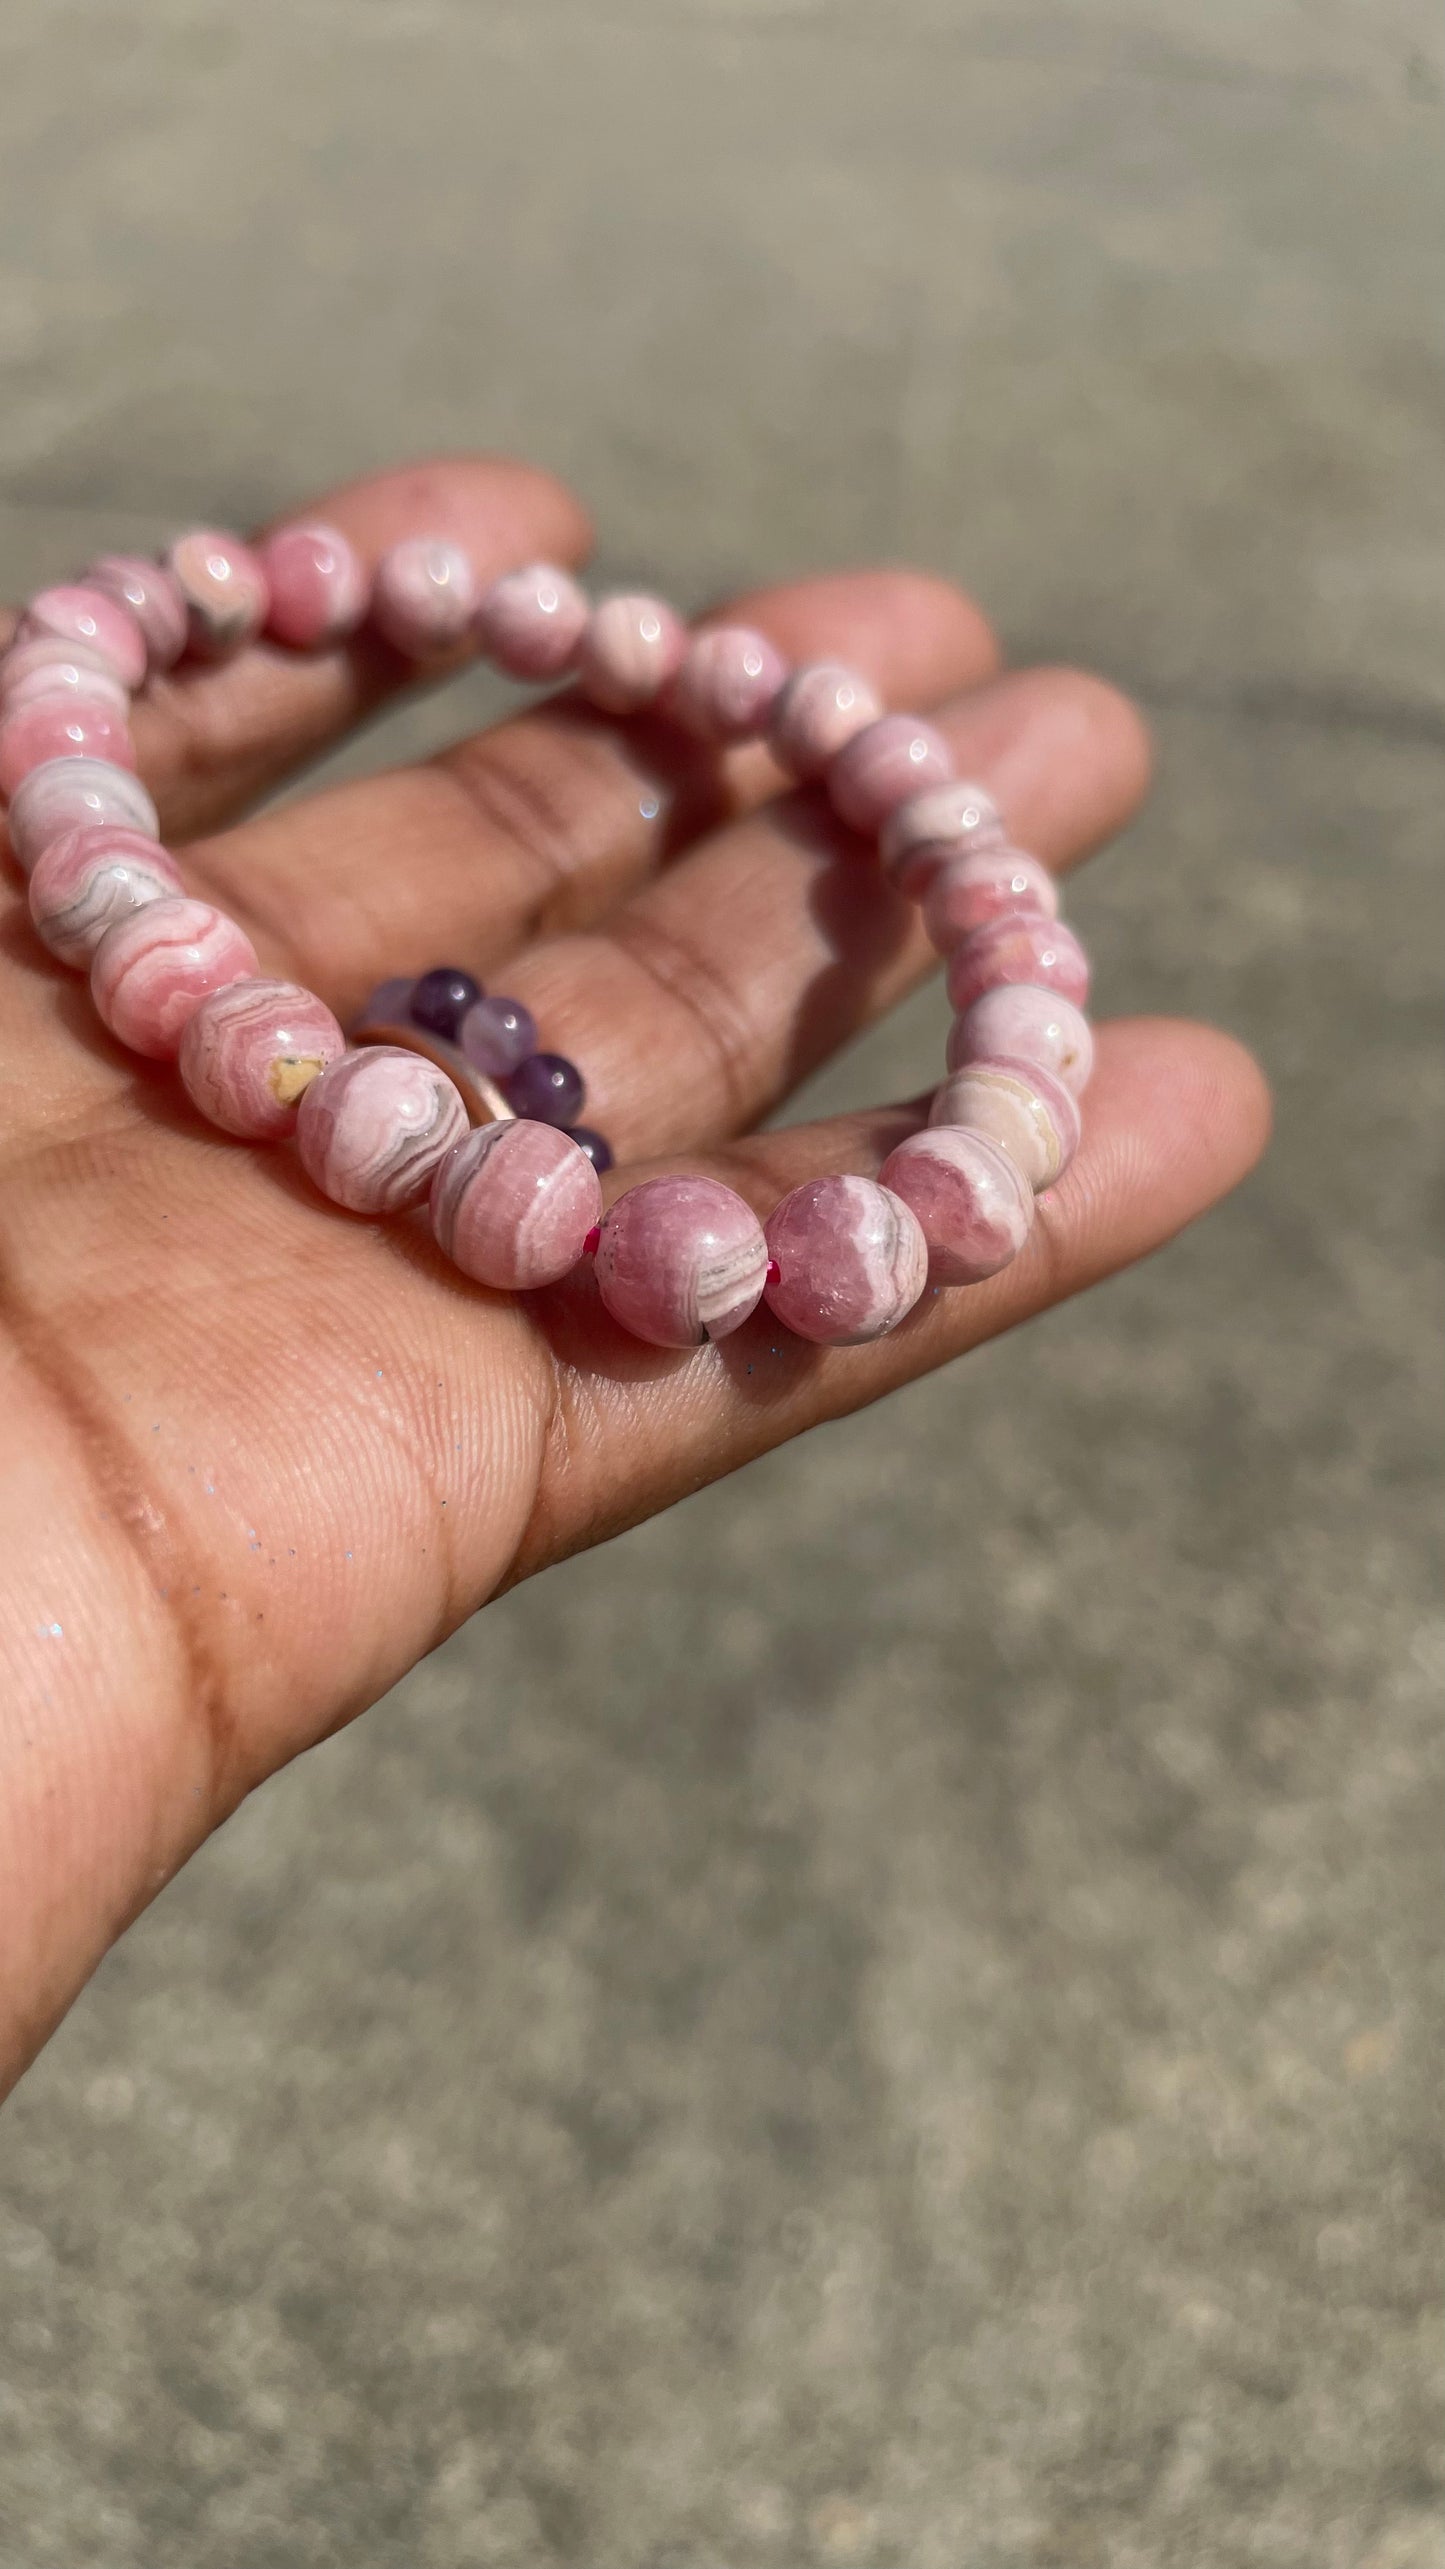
[0,454,1268,2092]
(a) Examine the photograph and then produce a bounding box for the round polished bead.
[769,661,883,779]
[827,714,953,835]
[929,1056,1082,1191]
[945,915,1091,1015]
[564,1124,613,1174]
[475,562,589,681]
[17,585,147,690]
[178,977,345,1138]
[668,626,789,742]
[459,994,538,1077]
[164,530,270,660]
[763,1175,928,1345]
[297,1046,468,1214]
[6,758,158,874]
[431,1119,602,1291]
[0,644,130,717]
[920,846,1058,950]
[0,697,135,796]
[259,522,367,649]
[878,780,1005,895]
[409,965,484,1041]
[877,1127,1034,1286]
[90,897,258,1060]
[594,1175,768,1347]
[83,555,189,671]
[28,826,183,968]
[352,976,415,1029]
[506,1051,585,1127]
[946,984,1094,1096]
[577,594,688,715]
[370,537,478,660]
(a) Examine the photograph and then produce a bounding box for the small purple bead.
[564,1124,614,1174]
[409,965,484,1040]
[353,975,415,1029]
[459,993,538,1076]
[507,1051,585,1127]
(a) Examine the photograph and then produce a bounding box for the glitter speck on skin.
[40,1622,63,1639]
[639,792,661,821]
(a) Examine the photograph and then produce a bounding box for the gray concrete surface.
[1,4,1442,2563]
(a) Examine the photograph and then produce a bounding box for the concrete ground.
[0,4,1441,2563]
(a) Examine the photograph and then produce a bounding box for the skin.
[0,453,1270,2097]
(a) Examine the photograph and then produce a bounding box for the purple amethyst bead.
[354,975,414,1028]
[459,994,538,1077]
[564,1124,614,1173]
[507,1051,585,1126]
[410,965,484,1040]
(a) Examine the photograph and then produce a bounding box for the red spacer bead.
[583,1223,601,1256]
[766,1256,781,1286]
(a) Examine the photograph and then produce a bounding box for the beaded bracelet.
[0,525,1094,1350]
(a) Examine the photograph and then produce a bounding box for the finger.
[119,455,592,839]
[181,569,999,1007]
[499,666,1149,1160]
[509,1017,1271,1580]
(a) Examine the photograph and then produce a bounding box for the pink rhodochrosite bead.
[0,644,130,717]
[878,780,1005,894]
[827,714,953,835]
[90,898,258,1060]
[370,537,478,660]
[594,1175,768,1347]
[769,661,883,778]
[0,697,135,795]
[764,1175,928,1345]
[297,1046,468,1215]
[577,595,688,715]
[17,585,147,690]
[179,978,345,1139]
[929,1056,1082,1191]
[946,915,1091,1014]
[28,826,183,968]
[83,555,189,671]
[946,984,1094,1095]
[920,846,1058,950]
[164,530,270,659]
[475,562,589,680]
[669,626,788,741]
[431,1121,602,1291]
[878,1126,1035,1286]
[259,522,367,649]
[6,757,158,874]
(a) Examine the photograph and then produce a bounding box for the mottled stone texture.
[769,659,882,776]
[28,825,184,967]
[476,562,589,680]
[259,522,367,649]
[370,536,477,660]
[178,978,345,1138]
[595,1173,768,1345]
[431,1119,601,1291]
[577,592,687,713]
[764,1174,928,1344]
[0,6,1440,2566]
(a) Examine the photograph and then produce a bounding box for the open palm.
[0,454,1268,2092]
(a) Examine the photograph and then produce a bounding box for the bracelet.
[0,526,1095,1350]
